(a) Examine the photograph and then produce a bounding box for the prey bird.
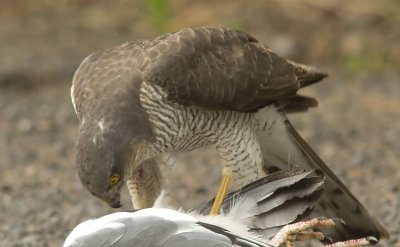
[71,27,387,244]
[64,169,364,247]
[64,170,376,247]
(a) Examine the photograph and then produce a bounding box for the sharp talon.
[271,217,339,247]
[366,236,378,244]
[324,235,333,243]
[271,217,379,247]
[331,218,346,225]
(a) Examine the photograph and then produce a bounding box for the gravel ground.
[0,1,399,246]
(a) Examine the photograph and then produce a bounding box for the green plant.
[145,0,170,33]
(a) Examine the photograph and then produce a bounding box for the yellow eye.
[109,174,120,185]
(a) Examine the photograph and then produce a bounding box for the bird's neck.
[123,139,161,177]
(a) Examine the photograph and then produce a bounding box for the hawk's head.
[75,118,135,208]
[71,48,155,209]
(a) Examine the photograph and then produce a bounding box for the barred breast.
[139,81,280,188]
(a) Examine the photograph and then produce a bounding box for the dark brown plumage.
[144,27,325,111]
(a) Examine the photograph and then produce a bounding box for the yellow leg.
[210,168,232,215]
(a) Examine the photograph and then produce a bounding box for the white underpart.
[256,107,308,171]
[254,105,284,134]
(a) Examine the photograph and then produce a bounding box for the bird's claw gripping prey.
[271,217,377,247]
[271,217,334,246]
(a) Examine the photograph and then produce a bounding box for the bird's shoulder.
[71,41,149,118]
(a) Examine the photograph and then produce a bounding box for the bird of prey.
[71,27,387,243]
[71,26,325,208]
[63,169,333,247]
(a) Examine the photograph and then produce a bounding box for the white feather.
[193,196,265,243]
[254,105,285,133]
[153,189,175,209]
[63,209,201,247]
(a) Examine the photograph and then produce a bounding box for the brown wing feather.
[72,27,327,115]
[143,27,326,112]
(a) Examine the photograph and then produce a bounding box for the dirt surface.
[0,1,399,246]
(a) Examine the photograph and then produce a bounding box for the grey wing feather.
[254,194,320,230]
[259,116,389,242]
[256,176,324,215]
[199,169,321,213]
[148,218,271,247]
[229,170,316,201]
[143,27,326,112]
[199,169,324,239]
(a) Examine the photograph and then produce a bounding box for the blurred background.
[0,0,399,246]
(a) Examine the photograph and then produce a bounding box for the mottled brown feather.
[142,27,326,112]
[72,41,155,142]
